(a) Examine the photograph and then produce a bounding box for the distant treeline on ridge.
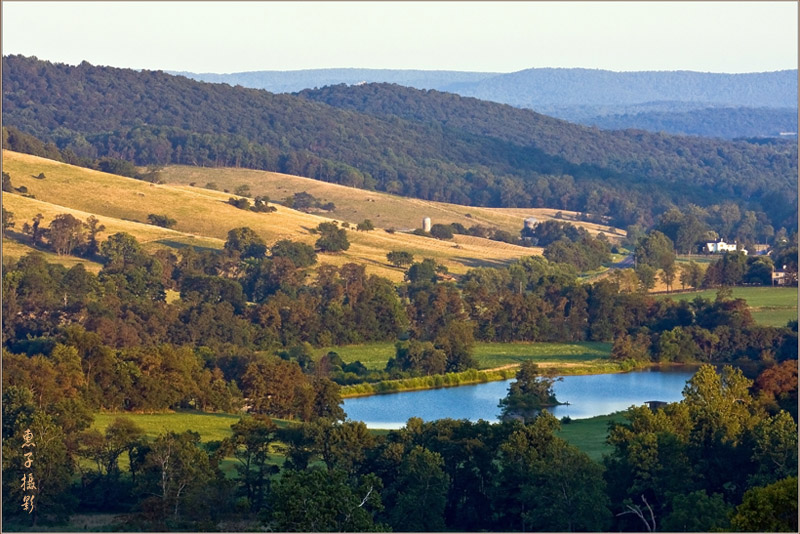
[2,55,797,233]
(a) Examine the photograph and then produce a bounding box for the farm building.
[705,241,747,255]
[772,268,791,286]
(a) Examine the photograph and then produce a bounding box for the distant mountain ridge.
[174,67,798,138]
[172,67,798,108]
[456,68,798,108]
[169,68,499,94]
[583,107,798,139]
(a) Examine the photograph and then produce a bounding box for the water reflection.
[343,369,695,429]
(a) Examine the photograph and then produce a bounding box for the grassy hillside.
[3,151,545,281]
[556,412,624,462]
[161,164,624,241]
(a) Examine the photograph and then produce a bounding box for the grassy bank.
[339,368,519,398]
[325,341,613,372]
[89,408,627,465]
[338,359,648,399]
[327,340,635,398]
[472,341,612,368]
[91,411,292,478]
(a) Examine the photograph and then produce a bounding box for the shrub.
[227,197,251,210]
[357,219,375,231]
[147,214,177,228]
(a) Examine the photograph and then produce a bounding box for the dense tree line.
[3,55,797,233]
[4,221,796,404]
[4,364,796,531]
[651,204,787,254]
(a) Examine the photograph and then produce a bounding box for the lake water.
[343,368,696,429]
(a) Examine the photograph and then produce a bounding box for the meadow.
[664,286,797,327]
[323,341,613,372]
[556,412,625,462]
[91,411,290,479]
[92,411,245,443]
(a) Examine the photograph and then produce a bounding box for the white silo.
[423,217,432,232]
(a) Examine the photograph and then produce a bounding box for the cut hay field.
[160,164,625,242]
[3,151,543,281]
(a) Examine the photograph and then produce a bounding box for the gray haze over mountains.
[171,68,798,140]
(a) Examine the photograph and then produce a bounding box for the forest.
[2,55,797,233]
[584,106,798,139]
[2,210,798,530]
[177,66,799,139]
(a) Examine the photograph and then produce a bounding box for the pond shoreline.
[340,361,697,399]
[343,367,697,427]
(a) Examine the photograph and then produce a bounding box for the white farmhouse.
[705,241,747,255]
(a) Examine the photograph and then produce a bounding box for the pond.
[343,368,696,429]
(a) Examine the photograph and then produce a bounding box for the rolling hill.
[7,150,607,281]
[3,55,796,234]
[175,66,798,139]
[158,164,623,240]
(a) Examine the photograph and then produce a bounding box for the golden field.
[0,151,627,281]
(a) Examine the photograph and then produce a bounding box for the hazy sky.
[2,1,797,73]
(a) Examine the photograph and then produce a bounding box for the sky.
[2,1,797,74]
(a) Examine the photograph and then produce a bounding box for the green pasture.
[92,411,242,443]
[664,286,797,327]
[321,342,396,370]
[325,341,612,372]
[472,341,612,368]
[91,411,293,479]
[557,412,626,462]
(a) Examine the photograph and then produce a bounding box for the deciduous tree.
[47,214,86,256]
